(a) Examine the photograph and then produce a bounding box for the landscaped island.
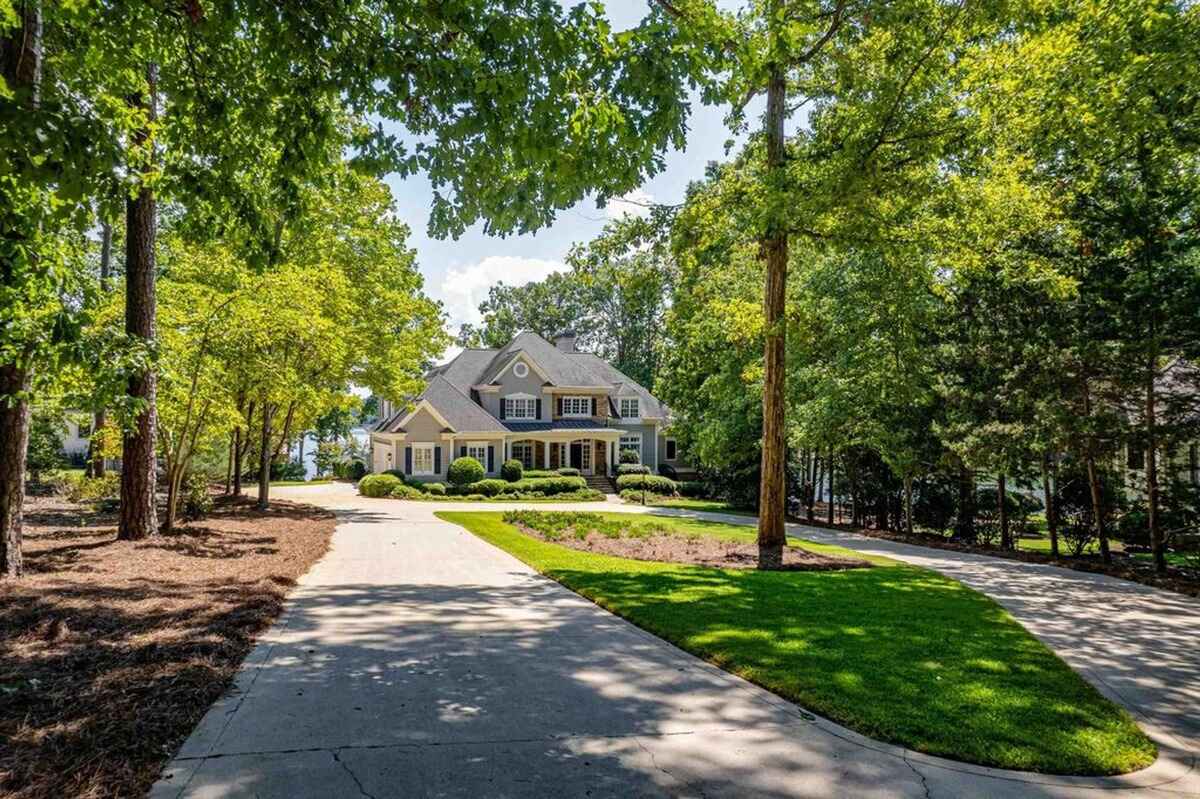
[438,510,1155,776]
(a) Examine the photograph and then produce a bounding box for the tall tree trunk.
[0,0,42,578]
[89,221,113,479]
[257,401,272,511]
[1082,383,1111,562]
[225,430,235,494]
[0,365,31,578]
[998,473,1010,549]
[164,464,182,533]
[904,474,914,536]
[232,426,243,496]
[118,64,159,541]
[1145,357,1165,573]
[826,448,836,525]
[1042,452,1058,558]
[757,62,788,568]
[805,451,816,521]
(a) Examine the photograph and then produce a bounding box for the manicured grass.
[438,510,1156,776]
[626,496,756,516]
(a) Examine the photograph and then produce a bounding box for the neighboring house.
[61,416,92,462]
[371,331,685,482]
[1122,358,1200,500]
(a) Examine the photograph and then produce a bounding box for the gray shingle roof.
[380,332,669,433]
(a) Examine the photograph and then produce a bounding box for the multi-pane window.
[562,396,591,416]
[619,397,640,419]
[467,442,488,466]
[619,434,642,464]
[511,442,534,469]
[413,444,434,475]
[505,397,536,419]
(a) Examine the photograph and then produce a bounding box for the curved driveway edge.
[151,485,1200,798]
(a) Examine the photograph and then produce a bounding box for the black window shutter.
[459,445,467,457]
[556,397,563,416]
[535,398,542,419]
[434,446,442,474]
[499,399,506,419]
[591,397,597,416]
[487,446,495,472]
[404,446,412,475]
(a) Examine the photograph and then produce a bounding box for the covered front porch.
[501,426,623,477]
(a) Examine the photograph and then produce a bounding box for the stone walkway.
[152,486,1198,798]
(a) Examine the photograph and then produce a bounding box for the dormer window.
[513,361,529,378]
[619,397,640,419]
[561,396,591,417]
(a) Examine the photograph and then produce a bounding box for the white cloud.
[605,189,654,220]
[436,255,566,332]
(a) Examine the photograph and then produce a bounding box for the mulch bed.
[790,516,1200,598]
[514,524,871,571]
[0,493,336,799]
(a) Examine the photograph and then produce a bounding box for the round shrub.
[510,476,588,495]
[346,460,367,480]
[677,480,706,498]
[448,456,485,487]
[616,473,677,495]
[501,459,524,482]
[424,482,447,496]
[556,467,580,477]
[389,483,422,499]
[182,473,214,521]
[383,468,407,480]
[470,478,511,497]
[619,448,640,465]
[617,463,650,476]
[359,473,402,497]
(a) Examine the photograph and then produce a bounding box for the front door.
[569,440,593,475]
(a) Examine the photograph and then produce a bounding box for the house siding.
[483,363,549,420]
[400,408,449,481]
[612,421,658,472]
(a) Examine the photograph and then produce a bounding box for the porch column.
[544,440,551,469]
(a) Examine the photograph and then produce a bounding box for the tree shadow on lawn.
[532,558,1156,776]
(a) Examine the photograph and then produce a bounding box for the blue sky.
[382,0,754,362]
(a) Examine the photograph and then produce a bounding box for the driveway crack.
[902,752,933,799]
[331,749,378,799]
[635,736,708,798]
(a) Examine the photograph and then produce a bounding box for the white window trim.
[619,396,641,420]
[511,441,534,469]
[466,440,488,466]
[619,432,643,464]
[513,361,529,378]
[412,443,435,476]
[503,393,537,420]
[562,395,592,418]
[665,437,678,462]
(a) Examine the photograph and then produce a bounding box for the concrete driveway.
[153,485,1198,798]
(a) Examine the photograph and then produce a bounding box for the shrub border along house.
[359,465,605,502]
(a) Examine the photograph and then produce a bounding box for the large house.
[370,331,681,483]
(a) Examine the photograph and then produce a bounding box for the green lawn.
[625,496,757,516]
[437,510,1155,776]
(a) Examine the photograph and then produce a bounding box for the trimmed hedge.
[448,456,485,487]
[466,475,588,497]
[501,459,524,482]
[617,463,650,476]
[383,468,407,480]
[523,469,556,478]
[618,448,640,464]
[556,467,580,477]
[389,483,423,499]
[615,473,677,495]
[424,482,447,496]
[359,473,403,497]
[677,480,706,498]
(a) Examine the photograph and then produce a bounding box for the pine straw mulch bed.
[509,517,871,571]
[790,516,1200,598]
[0,493,336,799]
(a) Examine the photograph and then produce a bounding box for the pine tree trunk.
[0,1,41,577]
[904,474,914,536]
[1042,452,1058,558]
[1145,358,1165,573]
[257,402,272,511]
[118,64,159,541]
[757,61,788,568]
[998,473,1010,549]
[0,365,31,578]
[826,448,835,525]
[954,466,975,542]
